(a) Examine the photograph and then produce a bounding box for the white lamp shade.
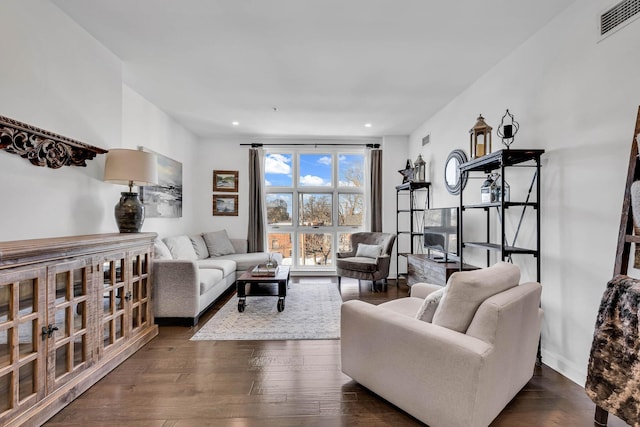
[104,149,158,187]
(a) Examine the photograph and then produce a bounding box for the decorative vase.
[114,192,145,233]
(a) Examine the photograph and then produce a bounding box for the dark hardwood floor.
[45,278,626,427]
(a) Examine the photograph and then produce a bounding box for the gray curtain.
[370,148,383,232]
[247,148,265,252]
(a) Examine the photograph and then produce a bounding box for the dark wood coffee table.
[236,265,290,312]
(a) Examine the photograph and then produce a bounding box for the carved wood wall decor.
[0,114,108,168]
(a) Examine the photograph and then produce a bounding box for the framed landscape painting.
[213,170,238,192]
[139,148,183,218]
[213,194,238,216]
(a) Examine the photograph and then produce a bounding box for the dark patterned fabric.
[585,274,640,427]
[336,232,395,282]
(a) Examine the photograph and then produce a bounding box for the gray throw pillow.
[189,234,210,259]
[355,243,382,259]
[432,261,520,333]
[203,230,236,257]
[415,288,445,323]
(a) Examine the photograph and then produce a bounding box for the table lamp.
[104,149,158,233]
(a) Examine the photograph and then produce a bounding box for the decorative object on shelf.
[497,109,520,149]
[444,149,469,195]
[413,154,426,182]
[139,147,183,218]
[0,114,107,168]
[104,149,158,233]
[469,114,492,159]
[480,174,498,203]
[213,194,239,216]
[398,158,414,183]
[497,175,510,202]
[213,170,239,192]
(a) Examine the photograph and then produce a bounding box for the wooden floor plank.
[44,278,628,427]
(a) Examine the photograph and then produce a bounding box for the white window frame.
[264,147,368,272]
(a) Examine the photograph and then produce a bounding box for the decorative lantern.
[497,175,510,202]
[470,114,492,159]
[497,109,519,149]
[481,175,497,203]
[413,154,426,182]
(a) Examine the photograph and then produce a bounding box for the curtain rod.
[240,143,380,148]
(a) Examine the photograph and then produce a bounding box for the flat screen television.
[423,207,459,262]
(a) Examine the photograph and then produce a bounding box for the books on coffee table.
[251,264,279,277]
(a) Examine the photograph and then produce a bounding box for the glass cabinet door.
[0,267,47,423]
[46,258,92,391]
[100,252,127,356]
[129,249,152,335]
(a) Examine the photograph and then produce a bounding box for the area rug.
[190,280,342,341]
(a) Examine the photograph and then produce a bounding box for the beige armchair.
[336,232,396,291]
[341,262,543,427]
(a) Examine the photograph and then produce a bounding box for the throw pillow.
[189,234,210,259]
[432,261,520,333]
[153,238,172,260]
[355,243,382,259]
[415,288,445,323]
[162,235,198,261]
[203,230,236,257]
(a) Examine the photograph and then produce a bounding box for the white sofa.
[340,262,543,427]
[152,230,278,325]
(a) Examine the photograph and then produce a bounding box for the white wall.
[408,0,640,384]
[194,137,398,247]
[0,1,200,241]
[122,86,199,238]
[0,0,121,240]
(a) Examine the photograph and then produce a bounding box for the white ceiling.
[52,0,574,138]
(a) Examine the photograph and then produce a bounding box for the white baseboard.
[540,348,587,386]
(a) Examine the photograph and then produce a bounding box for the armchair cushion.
[415,287,445,322]
[336,256,378,273]
[355,243,382,259]
[203,230,236,256]
[432,261,520,333]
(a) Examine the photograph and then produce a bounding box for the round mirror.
[444,149,468,195]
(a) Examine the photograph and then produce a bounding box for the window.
[265,149,366,270]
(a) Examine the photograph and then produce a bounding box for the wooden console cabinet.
[407,254,478,286]
[0,233,158,427]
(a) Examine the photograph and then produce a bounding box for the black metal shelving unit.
[458,149,544,281]
[396,181,430,281]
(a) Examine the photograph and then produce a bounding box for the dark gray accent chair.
[336,232,396,291]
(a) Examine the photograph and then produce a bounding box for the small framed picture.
[213,195,238,216]
[213,170,238,192]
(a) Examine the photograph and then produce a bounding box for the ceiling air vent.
[600,0,640,37]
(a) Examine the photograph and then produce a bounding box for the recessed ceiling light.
[364,123,372,128]
[232,121,239,126]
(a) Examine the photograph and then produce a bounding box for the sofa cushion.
[336,257,378,273]
[199,268,224,295]
[203,230,236,257]
[163,236,198,261]
[197,258,236,277]
[153,238,172,260]
[355,243,382,259]
[189,234,210,260]
[415,287,445,323]
[432,261,520,333]
[217,252,270,272]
